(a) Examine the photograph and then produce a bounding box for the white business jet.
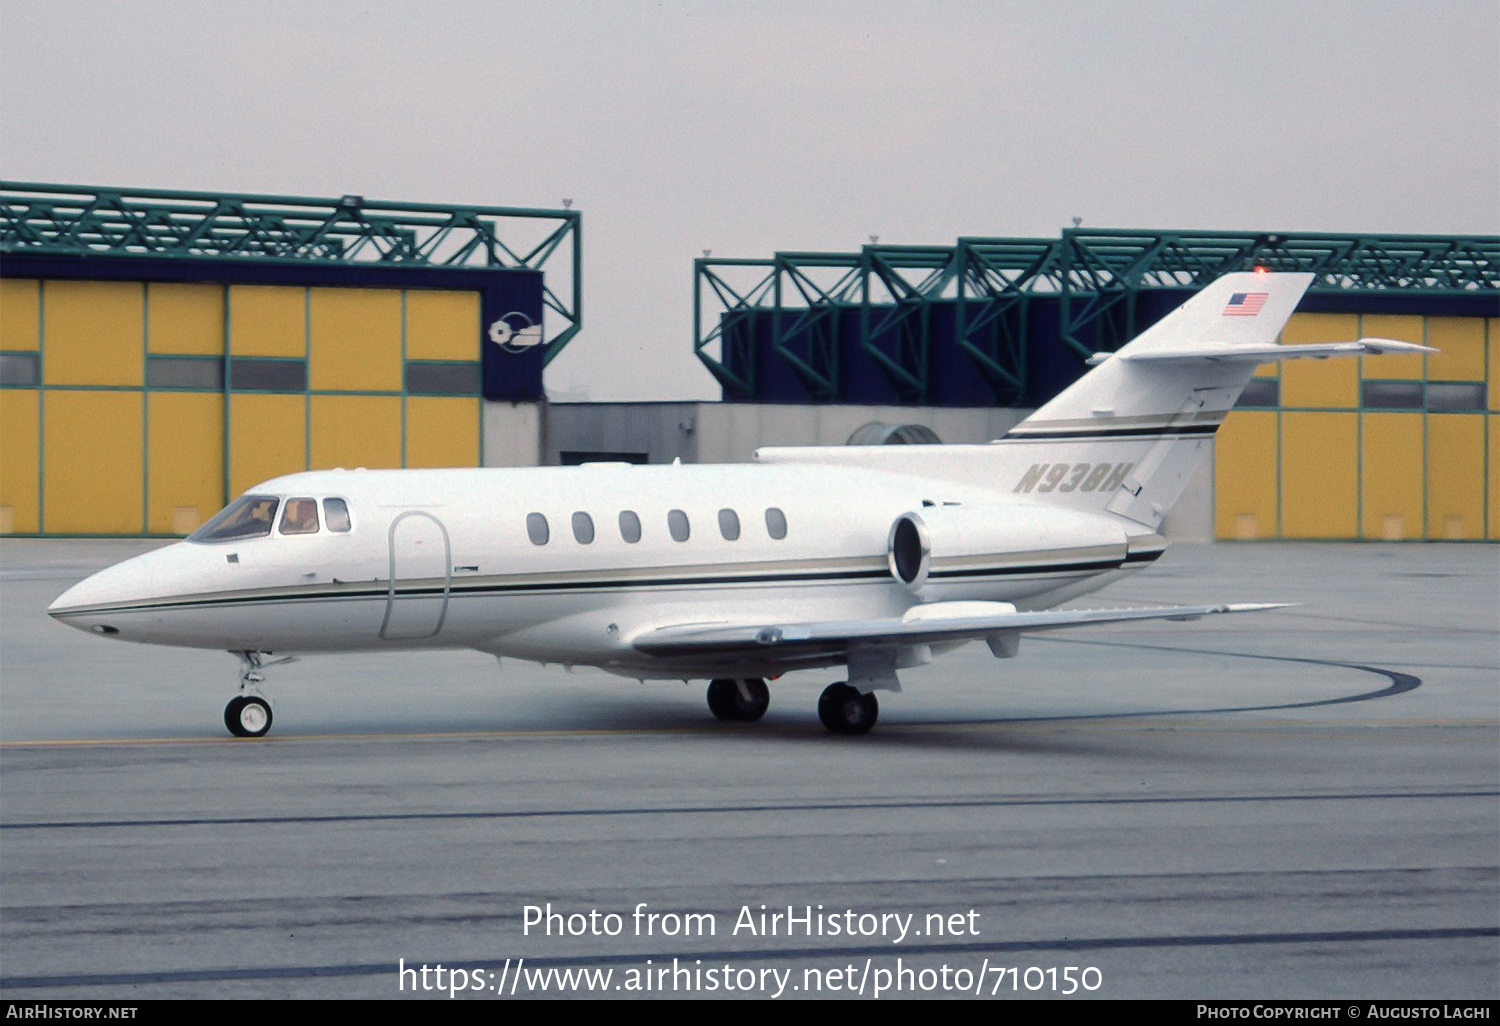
[48,272,1432,737]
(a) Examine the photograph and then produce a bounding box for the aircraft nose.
[48,552,160,638]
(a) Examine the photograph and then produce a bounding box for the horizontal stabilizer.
[1111,337,1436,365]
[632,601,1295,657]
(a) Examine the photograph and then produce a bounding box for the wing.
[631,600,1293,659]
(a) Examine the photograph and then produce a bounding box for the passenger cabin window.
[765,507,788,540]
[668,509,690,542]
[188,494,280,543]
[323,498,352,533]
[718,508,740,541]
[572,511,595,544]
[619,510,641,543]
[526,512,549,545]
[280,497,320,535]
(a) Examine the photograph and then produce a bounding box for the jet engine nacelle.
[887,504,1130,592]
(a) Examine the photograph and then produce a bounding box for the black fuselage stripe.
[1004,425,1220,441]
[929,558,1124,578]
[56,555,1161,618]
[63,569,889,615]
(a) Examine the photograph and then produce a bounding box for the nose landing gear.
[224,694,273,738]
[225,651,296,738]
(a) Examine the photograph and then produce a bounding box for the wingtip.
[1358,337,1441,355]
[1221,602,1299,613]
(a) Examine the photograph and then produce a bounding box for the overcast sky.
[2,0,1496,399]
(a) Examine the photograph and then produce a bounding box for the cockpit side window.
[280,497,320,535]
[323,498,352,533]
[188,494,281,543]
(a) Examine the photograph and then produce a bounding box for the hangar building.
[686,231,1498,542]
[2,183,1494,544]
[0,182,578,536]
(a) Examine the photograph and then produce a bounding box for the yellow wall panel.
[1360,314,1425,380]
[229,394,305,496]
[148,283,223,355]
[1488,416,1498,540]
[1281,313,1358,408]
[1213,412,1278,539]
[1,279,40,350]
[229,285,304,357]
[1359,413,1423,540]
[309,395,400,470]
[147,393,224,534]
[0,389,40,532]
[42,390,143,533]
[42,280,143,386]
[406,290,479,361]
[309,288,401,391]
[405,397,480,469]
[1280,411,1357,538]
[1425,318,1484,382]
[1425,415,1484,540]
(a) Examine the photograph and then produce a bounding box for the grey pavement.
[0,539,1495,999]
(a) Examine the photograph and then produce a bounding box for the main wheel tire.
[818,683,878,735]
[225,695,272,738]
[224,696,247,736]
[706,678,770,722]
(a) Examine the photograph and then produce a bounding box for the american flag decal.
[1223,292,1269,317]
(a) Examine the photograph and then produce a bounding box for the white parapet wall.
[1160,456,1213,544]
[482,400,546,467]
[691,404,1032,463]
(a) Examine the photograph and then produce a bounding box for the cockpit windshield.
[188,494,281,543]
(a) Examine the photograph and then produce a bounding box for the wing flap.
[1116,337,1436,365]
[631,601,1293,657]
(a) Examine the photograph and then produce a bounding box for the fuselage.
[47,461,1160,679]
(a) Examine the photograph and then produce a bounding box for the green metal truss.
[0,181,582,364]
[695,229,1499,402]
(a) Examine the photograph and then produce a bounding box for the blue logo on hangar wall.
[481,274,546,400]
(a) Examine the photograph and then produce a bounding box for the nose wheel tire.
[706,678,770,722]
[818,683,878,735]
[225,695,273,738]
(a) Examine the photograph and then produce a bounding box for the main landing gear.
[224,651,295,738]
[706,678,771,721]
[704,677,880,735]
[817,683,879,736]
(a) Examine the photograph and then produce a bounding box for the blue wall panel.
[479,274,546,401]
[719,288,1499,408]
[839,306,902,405]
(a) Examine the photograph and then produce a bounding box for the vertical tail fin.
[1004,271,1433,527]
[1008,272,1314,442]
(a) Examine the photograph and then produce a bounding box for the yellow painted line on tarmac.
[0,726,726,748]
[1,717,1495,749]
